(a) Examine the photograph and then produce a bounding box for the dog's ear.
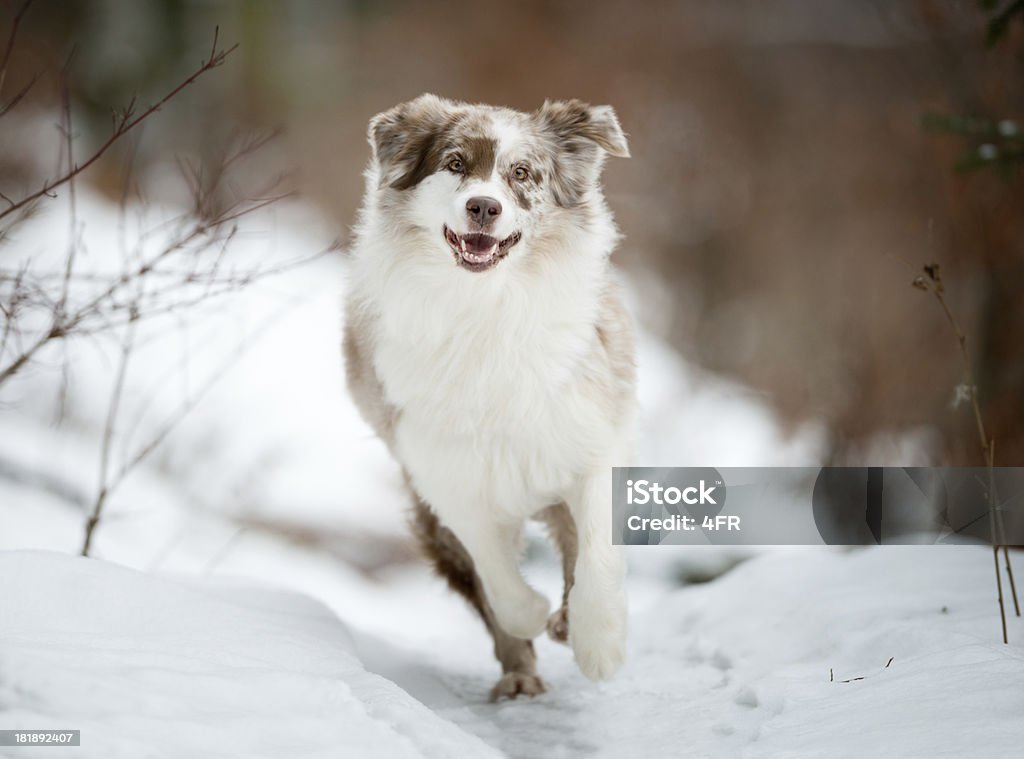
[368,95,438,166]
[537,100,630,159]
[536,100,629,207]
[368,94,452,190]
[367,105,405,168]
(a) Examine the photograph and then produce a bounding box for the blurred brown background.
[3,0,1022,465]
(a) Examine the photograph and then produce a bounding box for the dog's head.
[366,94,629,273]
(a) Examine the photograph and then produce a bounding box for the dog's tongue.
[462,233,498,257]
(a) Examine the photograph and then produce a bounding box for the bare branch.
[58,51,79,321]
[0,71,39,119]
[0,27,238,222]
[81,311,137,556]
[0,175,309,388]
[0,0,32,100]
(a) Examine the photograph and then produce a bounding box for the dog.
[343,94,636,700]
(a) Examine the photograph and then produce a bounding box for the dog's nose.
[466,196,502,226]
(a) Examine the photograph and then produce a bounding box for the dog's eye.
[446,158,465,174]
[512,166,530,182]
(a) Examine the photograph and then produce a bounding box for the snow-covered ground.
[3,546,1021,759]
[2,192,1020,758]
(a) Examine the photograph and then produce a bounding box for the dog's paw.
[493,586,550,640]
[546,605,569,643]
[571,625,625,681]
[568,588,627,681]
[489,672,548,701]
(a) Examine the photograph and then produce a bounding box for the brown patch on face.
[389,125,451,191]
[461,136,497,180]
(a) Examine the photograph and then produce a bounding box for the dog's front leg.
[440,510,551,640]
[567,466,627,681]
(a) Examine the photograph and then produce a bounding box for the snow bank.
[0,551,500,759]
[2,547,1019,758]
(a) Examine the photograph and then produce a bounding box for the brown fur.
[342,303,397,448]
[460,136,497,181]
[410,495,549,701]
[536,503,578,643]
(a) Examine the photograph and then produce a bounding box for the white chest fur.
[358,242,615,516]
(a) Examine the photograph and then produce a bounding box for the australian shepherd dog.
[344,94,635,700]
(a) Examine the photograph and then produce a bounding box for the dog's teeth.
[488,243,498,256]
[460,238,467,253]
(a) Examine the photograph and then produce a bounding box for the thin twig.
[0,71,39,119]
[58,51,79,321]
[1004,546,1021,617]
[81,312,137,556]
[989,441,1021,618]
[984,443,1007,643]
[993,547,1007,643]
[0,0,32,99]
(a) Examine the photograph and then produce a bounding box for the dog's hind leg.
[410,498,548,701]
[536,502,577,644]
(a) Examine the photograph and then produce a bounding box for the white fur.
[348,117,633,680]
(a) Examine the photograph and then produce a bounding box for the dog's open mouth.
[444,226,522,272]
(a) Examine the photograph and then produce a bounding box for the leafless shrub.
[0,22,248,386]
[0,8,337,554]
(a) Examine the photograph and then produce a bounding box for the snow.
[2,547,1021,758]
[2,190,1021,757]
[351,546,1024,759]
[0,551,501,759]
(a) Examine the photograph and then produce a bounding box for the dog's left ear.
[536,100,629,207]
[536,99,630,159]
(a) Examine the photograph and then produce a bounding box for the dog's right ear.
[367,102,407,167]
[367,94,453,190]
[367,94,443,166]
